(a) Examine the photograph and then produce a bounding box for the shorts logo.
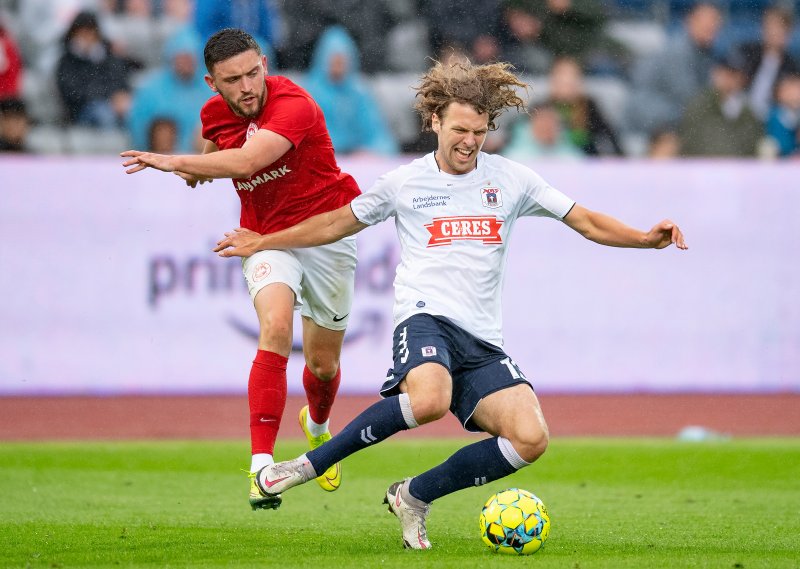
[421,346,437,357]
[252,262,271,282]
[481,187,502,209]
[246,121,259,140]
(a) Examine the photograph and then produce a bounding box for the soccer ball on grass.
[479,488,550,555]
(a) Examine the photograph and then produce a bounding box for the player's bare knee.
[516,429,549,463]
[407,393,449,425]
[258,320,292,353]
[305,358,339,381]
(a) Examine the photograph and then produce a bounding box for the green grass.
[1,438,798,568]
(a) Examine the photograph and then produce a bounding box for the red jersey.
[201,75,361,234]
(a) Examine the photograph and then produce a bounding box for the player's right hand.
[120,150,177,174]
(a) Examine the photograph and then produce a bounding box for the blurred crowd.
[0,0,799,159]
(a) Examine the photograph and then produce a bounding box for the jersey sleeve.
[200,97,224,145]
[260,92,318,148]
[517,164,575,219]
[350,171,399,226]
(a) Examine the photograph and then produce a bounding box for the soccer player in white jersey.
[213,61,688,549]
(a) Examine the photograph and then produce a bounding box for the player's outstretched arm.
[563,204,688,250]
[120,129,292,180]
[213,204,368,258]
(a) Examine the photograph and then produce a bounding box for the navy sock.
[408,437,518,504]
[306,395,411,476]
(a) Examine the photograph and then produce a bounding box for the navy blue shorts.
[379,313,532,433]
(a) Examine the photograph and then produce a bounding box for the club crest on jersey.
[481,187,502,209]
[246,121,259,140]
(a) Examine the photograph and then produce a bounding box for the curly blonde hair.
[414,61,527,131]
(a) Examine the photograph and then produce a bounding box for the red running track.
[0,394,798,441]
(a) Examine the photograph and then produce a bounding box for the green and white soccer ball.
[479,488,550,555]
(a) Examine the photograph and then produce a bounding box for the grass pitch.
[1,438,798,568]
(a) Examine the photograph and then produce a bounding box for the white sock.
[250,453,274,473]
[305,414,330,437]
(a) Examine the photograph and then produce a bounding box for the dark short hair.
[0,98,26,116]
[203,28,261,73]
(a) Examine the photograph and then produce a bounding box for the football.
[479,488,550,555]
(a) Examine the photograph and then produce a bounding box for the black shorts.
[379,313,533,433]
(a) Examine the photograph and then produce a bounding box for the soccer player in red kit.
[121,28,361,510]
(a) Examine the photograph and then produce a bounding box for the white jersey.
[350,152,575,347]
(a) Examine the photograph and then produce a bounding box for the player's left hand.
[174,171,213,188]
[120,150,177,174]
[645,220,688,250]
[213,227,264,258]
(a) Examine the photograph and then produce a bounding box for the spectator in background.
[56,11,132,128]
[99,0,162,70]
[0,22,22,99]
[303,25,397,156]
[0,98,30,152]
[424,0,503,66]
[147,117,178,153]
[766,71,800,157]
[279,1,397,73]
[501,101,584,160]
[15,0,98,74]
[679,51,763,157]
[195,0,279,55]
[500,2,553,74]
[127,26,209,153]
[545,56,623,156]
[738,6,800,121]
[500,0,615,73]
[628,2,723,135]
[647,129,681,159]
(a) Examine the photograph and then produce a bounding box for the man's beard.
[226,89,266,119]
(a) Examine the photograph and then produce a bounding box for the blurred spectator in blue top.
[303,25,397,156]
[501,102,585,160]
[55,10,133,128]
[627,2,723,135]
[278,1,396,73]
[766,71,800,157]
[127,26,209,152]
[194,0,279,55]
[737,5,799,121]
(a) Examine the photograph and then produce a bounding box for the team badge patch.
[252,262,271,282]
[481,187,502,209]
[421,346,437,357]
[246,121,259,140]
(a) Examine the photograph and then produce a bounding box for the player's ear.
[204,74,218,92]
[431,113,441,134]
[261,54,268,75]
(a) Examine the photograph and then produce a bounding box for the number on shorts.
[500,357,526,379]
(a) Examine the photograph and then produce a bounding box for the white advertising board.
[0,157,797,394]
